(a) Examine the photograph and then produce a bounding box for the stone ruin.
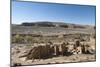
[19,41,95,61]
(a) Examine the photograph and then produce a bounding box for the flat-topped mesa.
[22,22,35,26]
[21,21,55,27]
[20,21,92,29]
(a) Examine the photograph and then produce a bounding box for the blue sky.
[12,1,96,25]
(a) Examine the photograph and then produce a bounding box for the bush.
[12,34,24,43]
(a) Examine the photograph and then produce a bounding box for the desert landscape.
[11,21,96,66]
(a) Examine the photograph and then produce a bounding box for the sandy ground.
[11,52,95,65]
[11,42,96,66]
[11,24,96,66]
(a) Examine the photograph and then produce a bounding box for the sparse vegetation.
[11,22,96,65]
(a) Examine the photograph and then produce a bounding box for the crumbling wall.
[19,41,95,61]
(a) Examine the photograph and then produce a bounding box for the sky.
[12,1,96,25]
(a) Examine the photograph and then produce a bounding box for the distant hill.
[12,21,95,35]
[17,21,94,29]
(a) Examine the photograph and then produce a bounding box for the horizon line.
[12,21,95,26]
